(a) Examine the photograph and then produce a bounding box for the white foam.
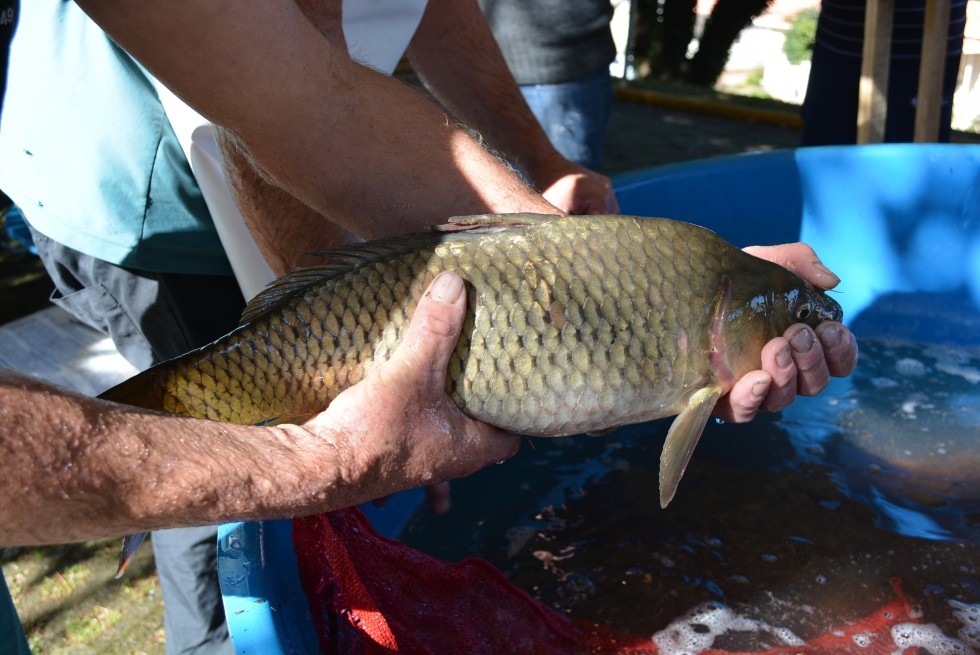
[890,622,976,654]
[950,599,980,648]
[651,600,804,655]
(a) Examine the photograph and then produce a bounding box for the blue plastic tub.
[218,144,980,653]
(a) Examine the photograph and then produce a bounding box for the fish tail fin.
[115,531,150,578]
[659,386,722,508]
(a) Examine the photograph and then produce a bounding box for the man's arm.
[407,0,618,214]
[0,273,519,546]
[74,0,559,240]
[70,0,857,455]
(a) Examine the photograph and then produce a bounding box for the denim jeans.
[30,226,242,655]
[520,68,613,172]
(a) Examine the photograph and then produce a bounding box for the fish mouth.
[817,295,844,323]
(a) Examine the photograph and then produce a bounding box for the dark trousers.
[31,227,245,655]
[801,0,967,145]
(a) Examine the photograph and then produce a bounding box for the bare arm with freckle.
[0,274,519,547]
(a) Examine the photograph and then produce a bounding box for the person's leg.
[29,226,243,654]
[152,527,234,655]
[520,68,613,172]
[801,0,967,146]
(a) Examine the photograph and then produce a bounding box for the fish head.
[763,282,843,335]
[721,267,844,378]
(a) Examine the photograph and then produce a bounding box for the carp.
[101,213,842,571]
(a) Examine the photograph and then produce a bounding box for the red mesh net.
[293,508,920,655]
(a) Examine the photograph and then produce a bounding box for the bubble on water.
[651,601,803,655]
[852,632,871,647]
[774,627,801,644]
[891,622,973,654]
[896,358,928,377]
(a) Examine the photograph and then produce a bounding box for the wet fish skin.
[102,213,842,569]
[103,214,839,431]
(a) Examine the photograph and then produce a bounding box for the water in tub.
[400,292,980,654]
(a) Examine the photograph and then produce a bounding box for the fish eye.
[796,304,812,321]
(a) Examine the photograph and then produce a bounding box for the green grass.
[3,540,165,654]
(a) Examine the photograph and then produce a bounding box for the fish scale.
[101,213,843,516]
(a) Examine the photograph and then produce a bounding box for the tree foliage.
[783,8,819,66]
[634,0,774,87]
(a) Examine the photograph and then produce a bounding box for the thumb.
[743,243,841,290]
[382,272,467,394]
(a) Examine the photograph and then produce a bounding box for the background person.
[479,0,617,171]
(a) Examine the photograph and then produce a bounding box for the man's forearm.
[407,0,568,190]
[0,272,521,546]
[75,0,558,240]
[0,370,346,545]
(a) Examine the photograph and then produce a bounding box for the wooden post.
[914,0,952,141]
[857,0,894,144]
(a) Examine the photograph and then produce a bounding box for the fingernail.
[812,259,841,288]
[427,272,464,304]
[751,378,769,400]
[791,327,814,354]
[776,344,793,369]
[819,324,844,350]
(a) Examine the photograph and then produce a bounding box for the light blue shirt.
[0,0,232,275]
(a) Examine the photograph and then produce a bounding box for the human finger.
[717,370,772,423]
[541,170,618,215]
[426,482,452,515]
[758,336,799,413]
[816,322,859,377]
[392,272,519,465]
[382,271,468,388]
[743,243,841,290]
[783,324,830,396]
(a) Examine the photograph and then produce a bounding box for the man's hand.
[537,162,620,215]
[303,272,520,505]
[716,243,859,423]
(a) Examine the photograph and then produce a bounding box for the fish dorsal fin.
[239,213,564,325]
[240,266,343,325]
[239,232,445,325]
[439,212,563,233]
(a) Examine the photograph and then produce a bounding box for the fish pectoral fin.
[116,531,150,579]
[659,386,722,509]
